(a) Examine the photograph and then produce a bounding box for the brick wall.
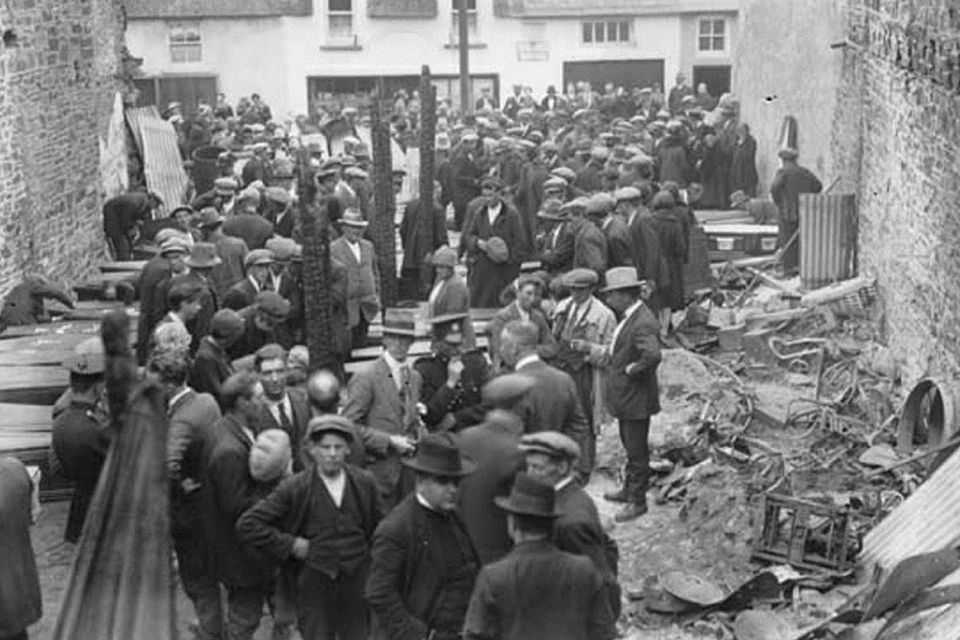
[0,0,124,298]
[732,0,846,193]
[833,0,960,382]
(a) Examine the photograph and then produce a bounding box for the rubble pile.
[617,267,960,638]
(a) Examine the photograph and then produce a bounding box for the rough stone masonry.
[0,0,124,298]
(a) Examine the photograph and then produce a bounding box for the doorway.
[692,65,731,98]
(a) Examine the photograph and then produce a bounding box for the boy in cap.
[229,291,292,360]
[50,342,111,543]
[238,415,383,640]
[462,473,616,640]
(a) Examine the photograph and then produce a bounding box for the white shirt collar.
[515,353,540,370]
[382,350,407,389]
[416,492,437,511]
[167,386,191,411]
[555,475,575,492]
[247,274,262,291]
[622,299,644,321]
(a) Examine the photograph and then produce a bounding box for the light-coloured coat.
[330,235,381,328]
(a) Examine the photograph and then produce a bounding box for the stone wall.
[732,0,846,193]
[0,0,124,297]
[832,0,960,382]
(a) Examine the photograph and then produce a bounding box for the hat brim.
[493,496,560,518]
[185,258,223,268]
[601,280,646,294]
[428,312,469,325]
[338,220,369,228]
[382,327,418,337]
[307,426,354,443]
[402,456,477,477]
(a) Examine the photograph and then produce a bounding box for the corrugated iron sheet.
[124,106,160,157]
[862,446,960,572]
[799,193,856,289]
[139,117,189,210]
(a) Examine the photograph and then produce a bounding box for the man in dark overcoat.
[600,267,662,523]
[0,457,42,640]
[49,344,111,543]
[460,176,524,308]
[456,374,532,565]
[238,415,383,640]
[189,308,244,408]
[365,434,480,640]
[461,473,616,640]
[520,431,621,619]
[770,147,823,274]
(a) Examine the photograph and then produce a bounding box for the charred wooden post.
[296,146,335,372]
[53,311,174,639]
[416,66,438,299]
[370,94,398,307]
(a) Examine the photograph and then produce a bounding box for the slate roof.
[494,0,739,17]
[124,0,313,19]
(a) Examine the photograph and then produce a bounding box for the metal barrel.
[190,145,226,196]
[799,193,857,289]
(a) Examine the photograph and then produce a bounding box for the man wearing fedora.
[366,433,480,640]
[224,248,275,311]
[238,415,383,640]
[600,267,662,522]
[550,268,617,472]
[174,241,223,352]
[520,431,621,619]
[343,308,421,508]
[197,207,249,298]
[330,209,381,349]
[415,313,489,433]
[229,291,292,360]
[457,374,532,565]
[462,473,616,640]
[461,176,525,308]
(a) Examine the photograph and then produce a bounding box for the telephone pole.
[458,0,470,115]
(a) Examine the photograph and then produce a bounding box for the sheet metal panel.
[139,116,190,210]
[799,193,856,290]
[862,446,960,572]
[123,106,160,157]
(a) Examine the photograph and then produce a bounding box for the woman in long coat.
[0,457,42,640]
[648,191,688,335]
[729,123,759,197]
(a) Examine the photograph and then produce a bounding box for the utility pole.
[458,0,470,115]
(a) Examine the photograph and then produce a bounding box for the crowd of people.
[2,72,828,640]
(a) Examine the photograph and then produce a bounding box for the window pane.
[699,36,711,50]
[451,0,475,9]
[582,22,592,42]
[607,22,617,40]
[713,35,725,50]
[595,23,604,42]
[699,19,710,36]
[712,19,725,36]
[329,14,352,36]
[619,21,629,41]
[329,0,351,11]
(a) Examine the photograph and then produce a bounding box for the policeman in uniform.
[415,313,490,432]
[49,338,111,543]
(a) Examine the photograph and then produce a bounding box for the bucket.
[191,145,226,196]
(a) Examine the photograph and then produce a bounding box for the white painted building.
[125,0,738,119]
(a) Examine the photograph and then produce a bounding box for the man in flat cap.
[189,308,244,408]
[450,133,482,231]
[224,248,275,311]
[770,147,822,275]
[365,433,480,640]
[574,147,608,193]
[550,268,617,472]
[573,195,611,278]
[102,190,164,260]
[538,199,576,277]
[487,273,558,372]
[520,431,621,619]
[399,179,449,301]
[462,473,616,640]
[136,234,191,363]
[461,176,525,308]
[263,187,295,238]
[238,415,384,640]
[49,341,111,543]
[606,189,640,267]
[222,195,275,250]
[457,374,532,564]
[197,207,249,298]
[229,291,292,359]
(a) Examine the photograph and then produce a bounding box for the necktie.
[564,301,581,338]
[399,365,411,420]
[277,401,293,436]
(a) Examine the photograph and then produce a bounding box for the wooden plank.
[0,366,68,405]
[350,336,489,362]
[0,321,103,340]
[99,261,147,273]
